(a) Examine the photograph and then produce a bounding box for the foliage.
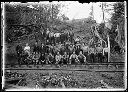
[110,2,124,32]
[5,3,67,43]
[110,2,125,48]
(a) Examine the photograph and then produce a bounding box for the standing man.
[88,46,95,63]
[40,43,45,54]
[81,43,89,62]
[23,43,31,65]
[103,44,109,63]
[16,44,23,66]
[47,53,54,64]
[39,43,46,65]
[70,31,74,43]
[96,43,103,63]
[33,42,40,54]
[33,42,41,65]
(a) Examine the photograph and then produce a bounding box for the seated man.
[33,42,40,54]
[69,51,79,64]
[47,53,54,64]
[39,53,46,65]
[78,51,86,64]
[24,43,30,57]
[32,51,41,66]
[55,52,62,65]
[40,43,45,54]
[62,52,69,65]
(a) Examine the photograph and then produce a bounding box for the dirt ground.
[4,68,125,89]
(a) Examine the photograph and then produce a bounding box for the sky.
[59,1,115,23]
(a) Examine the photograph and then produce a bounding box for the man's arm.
[84,55,86,63]
[55,55,57,61]
[75,55,79,60]
[103,48,105,56]
[69,55,72,60]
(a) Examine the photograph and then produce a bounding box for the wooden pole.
[102,2,105,23]
[107,34,110,62]
[92,3,94,20]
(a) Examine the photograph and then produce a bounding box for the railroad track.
[5,63,125,72]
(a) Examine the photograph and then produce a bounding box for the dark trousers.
[50,37,55,45]
[84,52,88,61]
[60,36,64,44]
[56,37,60,43]
[63,59,68,64]
[17,52,21,64]
[89,53,95,63]
[95,53,99,63]
[79,58,84,64]
[17,55,22,66]
[103,52,108,63]
[97,53,103,63]
[70,58,77,64]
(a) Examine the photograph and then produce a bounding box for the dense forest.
[4,2,125,55]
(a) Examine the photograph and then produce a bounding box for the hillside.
[65,18,96,44]
[5,17,96,56]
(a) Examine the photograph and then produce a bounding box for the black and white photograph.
[1,1,127,91]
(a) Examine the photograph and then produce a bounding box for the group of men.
[16,39,108,66]
[42,30,74,45]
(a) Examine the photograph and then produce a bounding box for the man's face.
[98,44,101,47]
[80,51,82,54]
[26,43,28,46]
